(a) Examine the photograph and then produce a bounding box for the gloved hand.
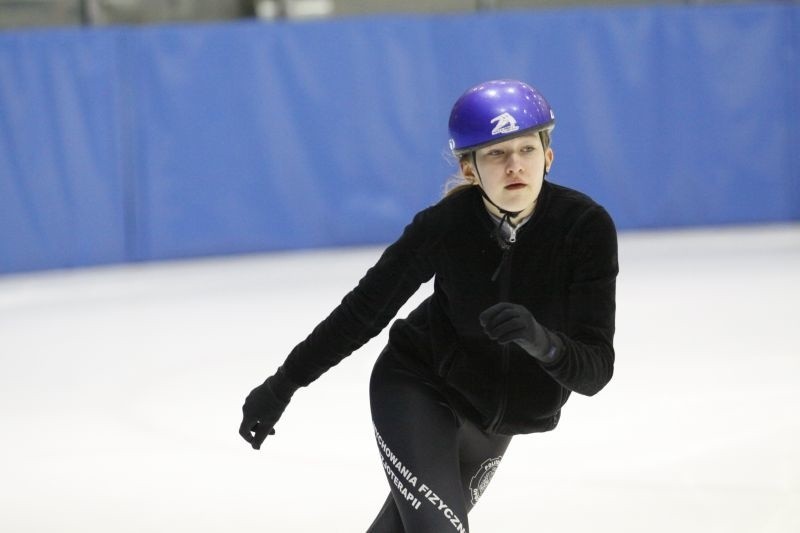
[479,302,559,363]
[239,367,298,450]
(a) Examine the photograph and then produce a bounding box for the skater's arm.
[540,205,618,396]
[239,209,439,449]
[281,209,438,386]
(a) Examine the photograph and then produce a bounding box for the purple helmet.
[448,79,555,155]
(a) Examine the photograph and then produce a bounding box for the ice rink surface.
[1,224,798,532]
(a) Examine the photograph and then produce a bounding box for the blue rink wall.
[1,3,798,274]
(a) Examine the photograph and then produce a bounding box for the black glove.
[239,367,298,450]
[479,302,558,363]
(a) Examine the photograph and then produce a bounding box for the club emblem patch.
[469,456,502,505]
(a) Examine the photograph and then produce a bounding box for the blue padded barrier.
[0,29,128,272]
[1,3,798,274]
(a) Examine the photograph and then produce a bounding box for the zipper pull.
[508,226,517,243]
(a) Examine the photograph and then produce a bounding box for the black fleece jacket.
[281,181,618,435]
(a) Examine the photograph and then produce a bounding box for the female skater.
[239,79,618,532]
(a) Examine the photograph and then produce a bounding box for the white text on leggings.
[419,483,467,533]
[374,426,423,510]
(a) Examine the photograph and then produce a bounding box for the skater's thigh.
[369,349,470,532]
[456,418,512,512]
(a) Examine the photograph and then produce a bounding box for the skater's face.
[461,133,553,220]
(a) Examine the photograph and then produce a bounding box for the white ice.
[1,224,798,532]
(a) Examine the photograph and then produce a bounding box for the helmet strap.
[470,151,548,246]
[471,152,523,248]
[471,152,523,219]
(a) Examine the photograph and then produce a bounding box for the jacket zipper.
[488,242,514,433]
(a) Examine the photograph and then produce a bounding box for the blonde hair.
[443,154,477,197]
[443,130,552,198]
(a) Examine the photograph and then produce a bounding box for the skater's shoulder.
[546,181,602,210]
[409,186,481,224]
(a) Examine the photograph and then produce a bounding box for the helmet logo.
[490,112,519,136]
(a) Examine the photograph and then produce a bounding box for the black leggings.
[367,348,512,533]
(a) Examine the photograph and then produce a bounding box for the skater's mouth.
[505,183,527,190]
